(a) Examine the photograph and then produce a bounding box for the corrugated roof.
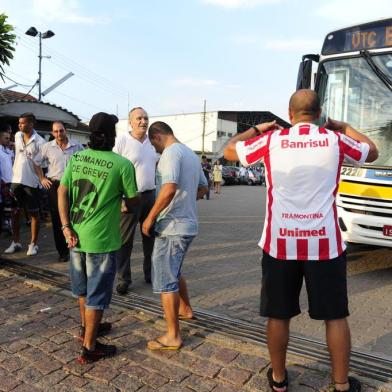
[0,90,37,103]
[0,98,81,122]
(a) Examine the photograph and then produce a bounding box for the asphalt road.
[130,185,392,358]
[3,185,392,358]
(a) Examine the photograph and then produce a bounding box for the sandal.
[333,376,361,392]
[267,367,289,392]
[147,338,182,351]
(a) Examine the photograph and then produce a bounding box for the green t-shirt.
[60,149,138,253]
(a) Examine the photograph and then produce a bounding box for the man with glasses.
[34,121,83,262]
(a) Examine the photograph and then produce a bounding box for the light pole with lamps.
[25,26,55,101]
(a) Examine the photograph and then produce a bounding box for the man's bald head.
[289,89,321,123]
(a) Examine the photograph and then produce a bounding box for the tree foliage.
[0,13,16,81]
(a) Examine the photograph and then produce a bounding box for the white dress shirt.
[113,132,157,192]
[35,139,84,180]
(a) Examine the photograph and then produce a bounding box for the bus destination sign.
[322,18,392,55]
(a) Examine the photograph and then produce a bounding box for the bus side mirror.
[296,59,313,90]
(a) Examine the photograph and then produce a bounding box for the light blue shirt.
[155,143,208,236]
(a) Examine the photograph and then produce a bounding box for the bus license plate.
[383,226,392,236]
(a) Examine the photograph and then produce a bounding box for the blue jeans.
[152,234,195,293]
[70,250,116,310]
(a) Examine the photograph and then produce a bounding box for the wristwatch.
[252,126,260,134]
[61,223,71,231]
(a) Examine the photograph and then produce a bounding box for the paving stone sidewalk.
[0,271,391,392]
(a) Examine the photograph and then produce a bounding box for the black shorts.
[260,251,349,320]
[11,183,41,212]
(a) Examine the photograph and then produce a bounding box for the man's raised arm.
[224,121,281,161]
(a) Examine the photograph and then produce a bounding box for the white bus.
[297,18,392,247]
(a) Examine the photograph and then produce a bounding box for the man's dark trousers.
[48,180,69,258]
[116,190,155,284]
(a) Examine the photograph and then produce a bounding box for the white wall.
[116,119,129,135]
[68,131,89,145]
[213,118,237,155]
[148,112,219,153]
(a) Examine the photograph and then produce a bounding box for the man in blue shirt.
[142,121,208,350]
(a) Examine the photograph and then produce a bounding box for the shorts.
[11,183,41,212]
[70,250,116,310]
[260,251,349,320]
[152,234,195,293]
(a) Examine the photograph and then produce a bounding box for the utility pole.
[202,99,206,155]
[38,32,42,100]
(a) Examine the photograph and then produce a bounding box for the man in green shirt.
[58,112,139,364]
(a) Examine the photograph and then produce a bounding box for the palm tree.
[0,13,16,81]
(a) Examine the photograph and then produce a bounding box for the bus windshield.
[318,53,392,166]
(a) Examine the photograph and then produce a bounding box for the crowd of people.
[0,89,378,392]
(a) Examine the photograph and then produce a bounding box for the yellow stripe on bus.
[339,181,392,200]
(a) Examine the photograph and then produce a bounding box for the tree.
[0,13,16,81]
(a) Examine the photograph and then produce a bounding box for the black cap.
[89,112,118,135]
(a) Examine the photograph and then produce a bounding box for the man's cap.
[89,112,118,134]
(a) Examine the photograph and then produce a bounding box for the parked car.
[244,169,265,185]
[221,166,239,185]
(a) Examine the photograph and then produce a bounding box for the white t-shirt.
[0,145,13,183]
[12,130,46,188]
[236,122,369,261]
[113,133,156,192]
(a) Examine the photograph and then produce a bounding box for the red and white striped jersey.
[236,123,369,260]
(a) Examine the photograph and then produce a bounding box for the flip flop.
[147,338,182,351]
[179,315,196,320]
[332,377,361,392]
[267,368,289,392]
[163,315,196,321]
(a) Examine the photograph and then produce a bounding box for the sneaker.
[4,241,22,254]
[26,243,38,256]
[79,322,112,341]
[116,281,129,295]
[77,341,117,364]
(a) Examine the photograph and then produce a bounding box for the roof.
[0,90,37,103]
[0,90,81,127]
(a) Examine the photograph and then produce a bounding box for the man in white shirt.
[0,126,14,234]
[113,107,157,294]
[4,113,46,256]
[239,166,247,184]
[224,90,378,392]
[0,126,13,185]
[34,121,83,262]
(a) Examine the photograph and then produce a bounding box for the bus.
[297,18,392,247]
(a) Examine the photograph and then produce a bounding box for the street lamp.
[25,26,55,101]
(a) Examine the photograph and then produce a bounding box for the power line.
[4,70,36,84]
[15,28,128,98]
[20,80,38,99]
[48,88,108,113]
[2,74,36,88]
[182,129,217,145]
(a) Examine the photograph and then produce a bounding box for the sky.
[0,0,391,122]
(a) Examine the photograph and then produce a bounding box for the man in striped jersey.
[224,89,378,392]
